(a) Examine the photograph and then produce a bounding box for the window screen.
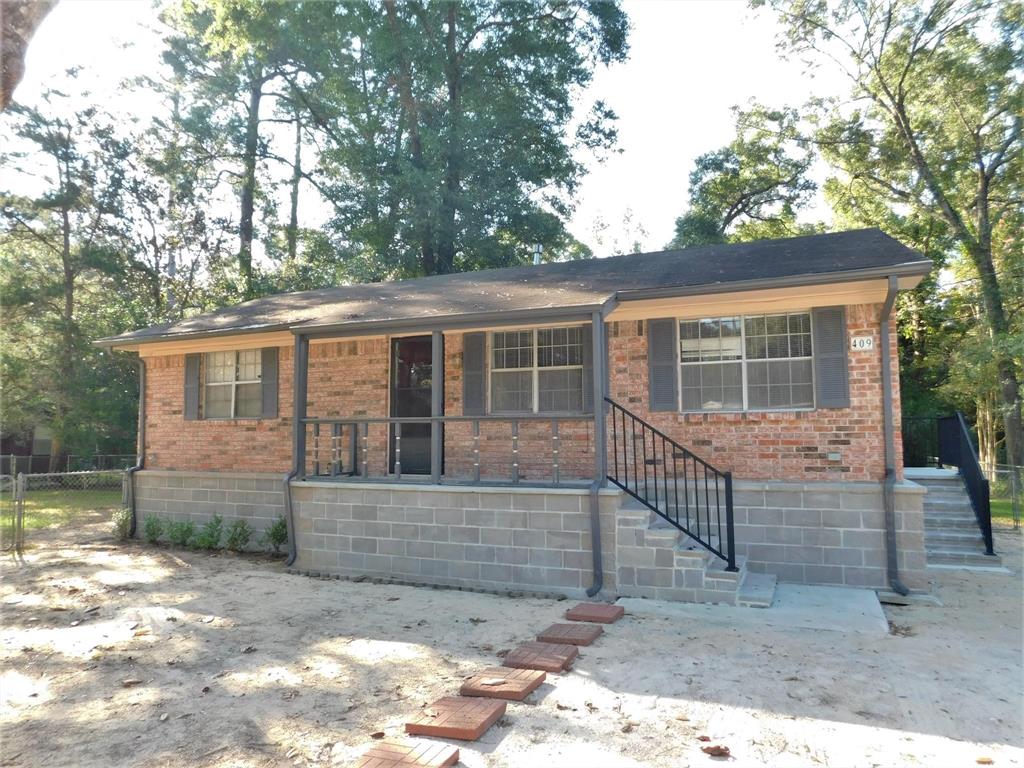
[679,312,813,412]
[489,326,585,413]
[203,349,262,418]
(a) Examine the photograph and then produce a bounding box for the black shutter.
[261,347,279,418]
[462,332,486,415]
[184,353,201,420]
[812,306,850,408]
[647,318,678,412]
[581,324,594,413]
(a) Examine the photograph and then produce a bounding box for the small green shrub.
[194,514,224,550]
[112,507,132,540]
[259,515,288,554]
[166,520,195,548]
[143,515,164,545]
[225,519,253,552]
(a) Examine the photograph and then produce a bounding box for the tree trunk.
[239,64,263,299]
[436,2,461,276]
[383,0,435,274]
[54,201,74,472]
[286,111,301,262]
[967,243,1023,470]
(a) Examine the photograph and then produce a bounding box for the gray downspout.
[125,358,146,538]
[285,334,308,567]
[880,275,909,596]
[586,310,607,597]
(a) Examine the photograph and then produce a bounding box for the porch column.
[591,311,607,486]
[430,330,444,483]
[293,334,309,479]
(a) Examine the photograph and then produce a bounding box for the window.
[490,326,585,413]
[203,350,262,418]
[679,312,813,411]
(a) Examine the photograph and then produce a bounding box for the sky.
[14,0,848,256]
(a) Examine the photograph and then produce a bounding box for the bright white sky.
[16,0,845,256]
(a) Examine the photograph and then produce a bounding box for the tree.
[758,0,1023,468]
[283,0,629,277]
[0,86,135,460]
[669,106,819,248]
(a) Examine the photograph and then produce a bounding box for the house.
[97,228,935,605]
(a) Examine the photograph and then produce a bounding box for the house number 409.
[850,336,874,351]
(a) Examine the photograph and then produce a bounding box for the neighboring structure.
[98,228,934,604]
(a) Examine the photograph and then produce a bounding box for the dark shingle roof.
[98,228,930,346]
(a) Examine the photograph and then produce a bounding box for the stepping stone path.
[460,667,546,701]
[353,738,459,768]
[537,622,604,646]
[565,601,625,624]
[354,602,624,766]
[405,697,506,741]
[502,641,578,673]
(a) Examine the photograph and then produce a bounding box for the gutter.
[284,334,309,567]
[586,309,608,597]
[125,358,146,537]
[879,275,909,596]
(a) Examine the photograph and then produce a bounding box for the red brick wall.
[143,347,293,472]
[606,303,902,482]
[142,302,901,483]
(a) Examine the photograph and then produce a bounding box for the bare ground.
[2,513,1021,768]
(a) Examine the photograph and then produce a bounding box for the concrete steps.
[616,496,775,607]
[906,468,1001,569]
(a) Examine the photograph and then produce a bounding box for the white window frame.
[677,312,816,414]
[202,350,262,420]
[486,325,586,415]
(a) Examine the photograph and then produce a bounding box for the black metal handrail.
[938,412,995,556]
[604,397,737,571]
[300,413,593,486]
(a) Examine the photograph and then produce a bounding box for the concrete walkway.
[619,583,890,635]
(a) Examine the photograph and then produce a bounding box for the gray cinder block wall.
[133,470,928,596]
[133,470,286,546]
[290,482,619,597]
[731,479,927,590]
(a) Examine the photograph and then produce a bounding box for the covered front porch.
[291,310,612,489]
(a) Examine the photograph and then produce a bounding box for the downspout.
[285,334,308,567]
[125,358,146,538]
[880,275,909,596]
[586,310,607,597]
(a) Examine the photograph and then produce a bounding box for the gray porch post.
[591,311,608,485]
[293,334,309,479]
[431,330,444,483]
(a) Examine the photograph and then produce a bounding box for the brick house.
[98,228,934,605]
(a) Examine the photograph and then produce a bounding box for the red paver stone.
[353,738,459,768]
[565,602,625,624]
[537,622,604,646]
[502,641,578,673]
[460,667,546,701]
[404,696,506,741]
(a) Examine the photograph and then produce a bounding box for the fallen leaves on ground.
[701,744,731,757]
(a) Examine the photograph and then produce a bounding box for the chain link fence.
[984,463,1022,530]
[1,469,128,552]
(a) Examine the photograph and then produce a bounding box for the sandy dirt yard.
[1,513,1021,768]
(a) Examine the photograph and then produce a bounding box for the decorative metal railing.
[605,397,736,570]
[299,414,594,486]
[938,412,995,556]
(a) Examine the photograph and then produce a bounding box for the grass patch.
[14,489,122,530]
[991,498,1019,521]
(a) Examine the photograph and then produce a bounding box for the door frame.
[388,334,443,475]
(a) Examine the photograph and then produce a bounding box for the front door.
[390,336,436,474]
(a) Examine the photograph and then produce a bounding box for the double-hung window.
[489,326,585,413]
[203,350,262,418]
[679,312,813,412]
